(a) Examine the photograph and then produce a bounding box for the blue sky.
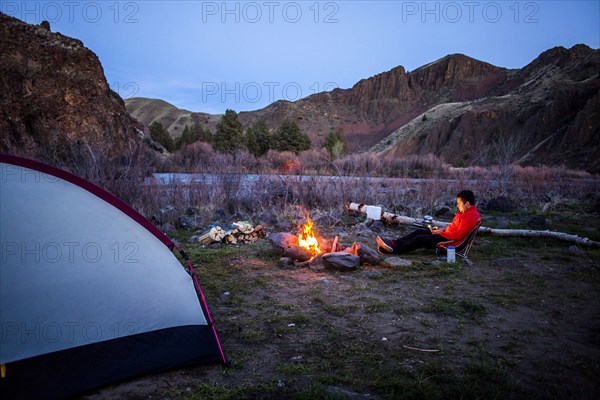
[4,1,600,114]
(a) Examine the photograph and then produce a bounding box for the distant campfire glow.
[298,213,321,256]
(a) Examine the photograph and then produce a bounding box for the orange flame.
[298,214,321,256]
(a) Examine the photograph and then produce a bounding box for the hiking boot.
[376,236,395,255]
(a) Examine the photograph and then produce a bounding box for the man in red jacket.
[376,190,481,255]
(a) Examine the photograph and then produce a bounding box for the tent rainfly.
[0,154,227,399]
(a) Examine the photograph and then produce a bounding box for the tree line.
[149,109,347,159]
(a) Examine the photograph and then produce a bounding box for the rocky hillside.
[0,13,151,168]
[127,54,511,152]
[375,45,600,172]
[126,45,599,172]
[125,97,221,138]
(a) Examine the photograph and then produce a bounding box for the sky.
[4,1,600,114]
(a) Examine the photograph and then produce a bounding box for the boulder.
[357,243,381,265]
[323,252,361,271]
[267,232,298,254]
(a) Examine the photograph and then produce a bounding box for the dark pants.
[392,228,447,254]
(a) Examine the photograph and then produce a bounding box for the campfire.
[265,208,383,272]
[297,214,321,256]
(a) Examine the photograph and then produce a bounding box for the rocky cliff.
[126,54,512,152]
[125,44,599,172]
[375,45,600,172]
[0,13,150,170]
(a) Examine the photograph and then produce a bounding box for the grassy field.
[82,210,600,400]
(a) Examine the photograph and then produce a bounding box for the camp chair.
[436,220,483,264]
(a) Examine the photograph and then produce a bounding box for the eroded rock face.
[126,44,599,172]
[0,13,150,168]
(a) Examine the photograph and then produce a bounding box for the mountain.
[125,44,599,171]
[375,45,600,172]
[127,54,511,152]
[0,13,150,168]
[125,97,221,137]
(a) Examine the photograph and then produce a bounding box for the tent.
[0,154,227,399]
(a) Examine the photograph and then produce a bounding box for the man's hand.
[430,226,439,233]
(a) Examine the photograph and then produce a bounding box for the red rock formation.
[0,13,150,169]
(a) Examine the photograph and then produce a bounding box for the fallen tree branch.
[345,201,600,248]
[402,345,440,353]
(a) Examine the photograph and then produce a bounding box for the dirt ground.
[80,213,600,400]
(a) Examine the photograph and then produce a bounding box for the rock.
[267,232,298,254]
[357,242,381,265]
[284,246,312,262]
[322,252,361,271]
[309,254,325,271]
[383,257,412,268]
[0,14,147,170]
[486,196,516,212]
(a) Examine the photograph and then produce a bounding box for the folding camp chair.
[436,220,483,264]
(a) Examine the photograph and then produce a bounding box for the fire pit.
[267,211,381,271]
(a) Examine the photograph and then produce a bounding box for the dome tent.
[0,154,227,399]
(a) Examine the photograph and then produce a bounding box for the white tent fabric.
[0,155,225,399]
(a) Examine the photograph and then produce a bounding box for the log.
[198,223,267,246]
[345,201,600,248]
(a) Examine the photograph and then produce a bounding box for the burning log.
[345,201,600,248]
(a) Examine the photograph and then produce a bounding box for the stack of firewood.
[198,222,266,245]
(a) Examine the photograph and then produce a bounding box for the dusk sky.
[4,1,600,114]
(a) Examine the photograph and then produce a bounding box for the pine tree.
[322,128,347,160]
[190,122,213,144]
[149,121,175,152]
[273,120,311,154]
[245,121,271,156]
[213,109,243,153]
[175,124,191,150]
[189,123,202,143]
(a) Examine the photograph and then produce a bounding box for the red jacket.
[438,206,480,242]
